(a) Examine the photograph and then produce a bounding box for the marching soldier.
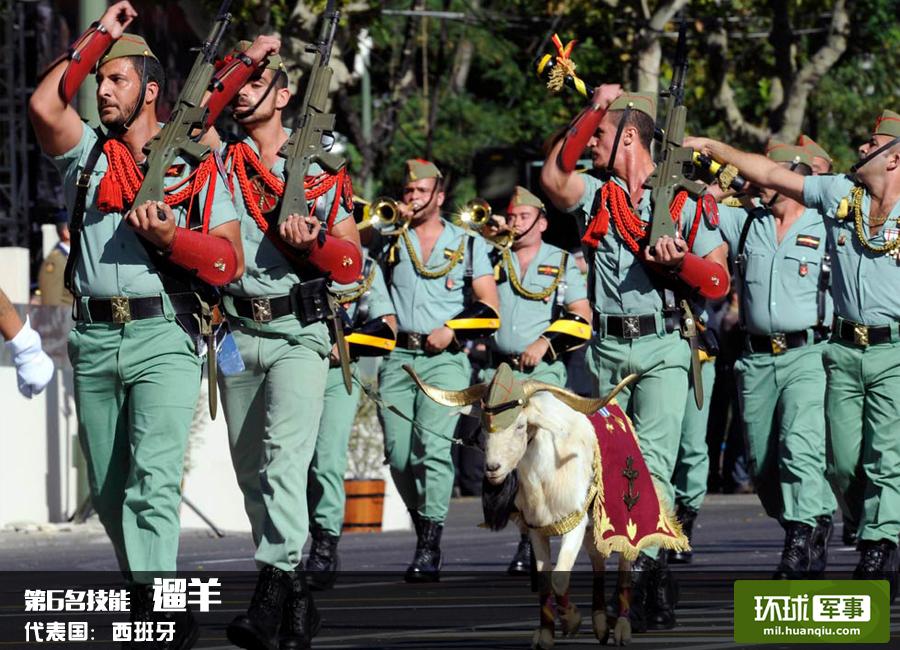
[306,254,396,590]
[487,185,590,575]
[797,134,834,175]
[716,144,836,578]
[541,86,730,630]
[210,40,362,649]
[38,209,73,306]
[28,1,245,644]
[686,108,900,598]
[375,159,500,582]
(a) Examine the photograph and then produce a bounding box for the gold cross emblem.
[111,296,131,324]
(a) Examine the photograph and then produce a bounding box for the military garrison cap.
[405,159,443,182]
[608,93,657,122]
[482,364,525,433]
[507,185,544,211]
[796,134,832,163]
[99,34,158,66]
[873,109,900,138]
[230,39,287,75]
[766,142,813,168]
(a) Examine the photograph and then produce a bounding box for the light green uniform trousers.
[378,347,471,523]
[588,329,690,558]
[219,327,328,571]
[481,360,566,386]
[308,365,362,536]
[823,339,900,542]
[68,315,201,582]
[735,342,836,526]
[672,359,716,511]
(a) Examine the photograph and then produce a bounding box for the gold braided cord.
[850,185,900,255]
[400,229,467,279]
[333,261,377,304]
[502,248,565,301]
[527,445,601,537]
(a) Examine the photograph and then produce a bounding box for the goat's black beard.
[481,470,519,531]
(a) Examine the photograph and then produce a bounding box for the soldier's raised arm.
[29,1,137,156]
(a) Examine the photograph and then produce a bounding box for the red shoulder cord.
[581,183,687,253]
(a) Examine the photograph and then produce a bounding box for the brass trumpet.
[454,198,492,229]
[356,196,409,233]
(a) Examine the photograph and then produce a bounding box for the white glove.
[6,316,55,398]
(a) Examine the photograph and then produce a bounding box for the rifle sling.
[64,127,106,296]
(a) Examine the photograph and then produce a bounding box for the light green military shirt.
[333,255,395,324]
[221,131,352,353]
[803,174,900,325]
[566,174,724,316]
[381,221,493,333]
[719,204,833,335]
[52,122,237,298]
[493,242,587,355]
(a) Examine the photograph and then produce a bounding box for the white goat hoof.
[613,616,632,645]
[531,626,554,650]
[591,610,609,644]
[558,603,581,637]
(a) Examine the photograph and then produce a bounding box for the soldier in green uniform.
[305,255,396,590]
[485,185,590,574]
[28,2,245,645]
[687,108,900,597]
[208,39,363,649]
[541,86,730,630]
[716,144,836,578]
[375,159,500,582]
[38,210,73,306]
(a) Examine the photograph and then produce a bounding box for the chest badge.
[799,261,808,277]
[248,174,279,214]
[795,234,821,249]
[838,233,847,247]
[446,277,454,290]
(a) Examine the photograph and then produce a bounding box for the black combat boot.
[306,526,340,591]
[668,505,698,564]
[854,540,899,603]
[125,584,199,650]
[773,522,814,579]
[227,565,293,650]
[279,567,322,650]
[809,515,833,576]
[404,518,443,582]
[627,552,658,634]
[648,552,677,630]
[507,533,532,576]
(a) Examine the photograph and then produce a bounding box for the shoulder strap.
[734,206,764,329]
[64,127,106,296]
[817,252,831,329]
[354,257,375,326]
[552,250,569,320]
[463,233,475,307]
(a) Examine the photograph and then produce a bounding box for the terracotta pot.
[343,478,385,533]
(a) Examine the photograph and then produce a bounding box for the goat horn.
[522,372,640,415]
[403,364,487,407]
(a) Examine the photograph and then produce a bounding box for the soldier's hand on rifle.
[279,214,321,251]
[99,1,138,40]
[520,338,550,369]
[591,84,624,111]
[644,233,688,268]
[244,35,282,66]
[425,326,454,354]
[125,200,177,250]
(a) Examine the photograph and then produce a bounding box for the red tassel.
[97,171,124,213]
[581,186,610,249]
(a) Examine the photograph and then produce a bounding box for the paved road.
[2,495,898,648]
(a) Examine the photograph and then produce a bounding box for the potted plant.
[343,386,386,533]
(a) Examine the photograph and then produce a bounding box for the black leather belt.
[833,317,895,347]
[75,293,201,323]
[600,312,679,339]
[491,353,536,374]
[747,330,814,355]
[230,295,293,323]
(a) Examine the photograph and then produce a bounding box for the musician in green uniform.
[306,256,396,590]
[376,159,499,582]
[687,108,900,598]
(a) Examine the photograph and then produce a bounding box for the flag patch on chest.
[795,234,821,249]
[537,265,559,276]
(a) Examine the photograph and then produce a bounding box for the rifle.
[644,14,705,247]
[132,0,233,209]
[275,0,343,227]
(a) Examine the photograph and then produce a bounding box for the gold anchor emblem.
[214,259,226,272]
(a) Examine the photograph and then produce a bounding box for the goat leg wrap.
[205,53,255,127]
[59,23,114,104]
[558,104,605,173]
[675,253,729,301]
[345,317,396,358]
[307,235,362,284]
[445,301,500,341]
[166,227,238,286]
[542,312,591,360]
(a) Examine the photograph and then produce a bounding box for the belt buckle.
[251,297,273,323]
[853,324,869,347]
[770,333,787,355]
[110,296,131,324]
[622,315,641,339]
[407,332,422,350]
